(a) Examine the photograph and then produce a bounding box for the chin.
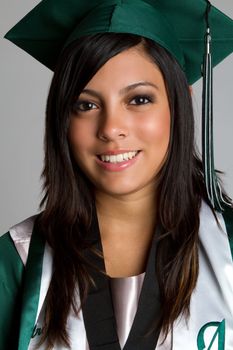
[95,181,151,197]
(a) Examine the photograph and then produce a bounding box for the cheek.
[68,118,95,155]
[137,108,170,149]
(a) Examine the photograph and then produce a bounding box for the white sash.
[9,201,233,350]
[156,203,233,350]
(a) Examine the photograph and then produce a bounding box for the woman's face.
[68,46,170,198]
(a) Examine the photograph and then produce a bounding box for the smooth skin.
[68,45,171,277]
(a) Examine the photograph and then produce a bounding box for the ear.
[189,86,193,95]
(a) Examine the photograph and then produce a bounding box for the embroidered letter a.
[197,319,225,350]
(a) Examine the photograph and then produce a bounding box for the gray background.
[0,0,233,234]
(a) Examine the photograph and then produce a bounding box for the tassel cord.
[202,28,232,211]
[202,29,223,211]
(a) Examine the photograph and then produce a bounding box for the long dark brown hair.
[38,33,219,347]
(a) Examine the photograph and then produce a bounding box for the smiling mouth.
[97,151,141,163]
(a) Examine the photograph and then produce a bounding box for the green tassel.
[202,2,231,211]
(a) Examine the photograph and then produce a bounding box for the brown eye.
[130,95,154,105]
[72,101,98,112]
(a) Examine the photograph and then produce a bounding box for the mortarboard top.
[4,0,233,85]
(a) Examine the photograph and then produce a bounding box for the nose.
[97,107,129,142]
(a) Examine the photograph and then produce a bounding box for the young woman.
[1,1,233,349]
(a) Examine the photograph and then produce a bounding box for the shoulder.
[200,200,233,230]
[9,214,38,243]
[199,201,233,243]
[200,202,233,260]
[0,214,38,266]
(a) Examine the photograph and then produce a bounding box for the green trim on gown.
[223,206,233,260]
[0,232,24,350]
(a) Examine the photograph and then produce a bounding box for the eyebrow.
[80,81,159,99]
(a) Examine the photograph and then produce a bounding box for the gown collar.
[82,206,162,350]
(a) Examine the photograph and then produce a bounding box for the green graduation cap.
[4,0,233,210]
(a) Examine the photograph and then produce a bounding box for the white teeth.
[100,151,139,163]
[114,154,122,162]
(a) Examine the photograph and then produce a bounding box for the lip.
[96,151,141,172]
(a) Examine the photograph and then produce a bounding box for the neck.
[95,189,158,277]
[95,190,157,240]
